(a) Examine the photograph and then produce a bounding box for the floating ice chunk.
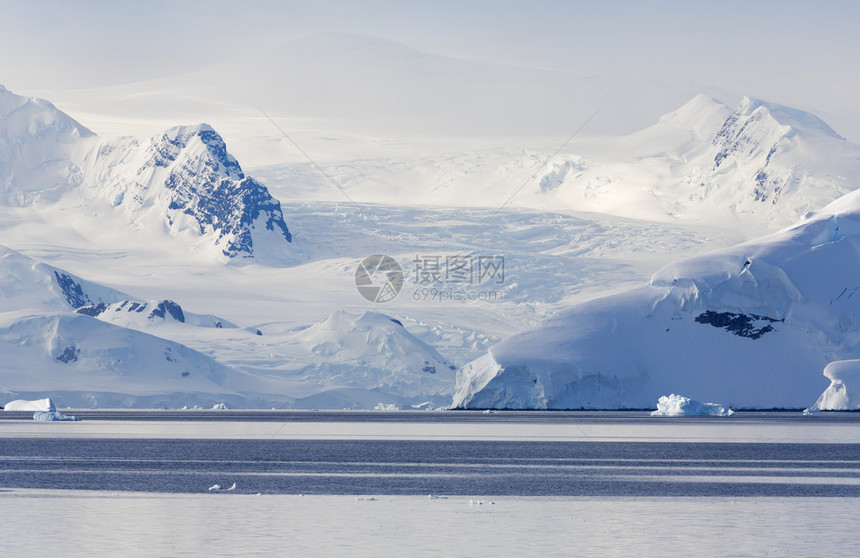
[226,482,237,491]
[428,494,448,499]
[355,496,377,501]
[651,394,734,416]
[211,403,228,410]
[208,484,222,491]
[4,398,56,412]
[33,411,79,421]
[373,403,399,411]
[807,360,860,411]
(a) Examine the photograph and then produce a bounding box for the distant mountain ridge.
[532,94,860,230]
[0,85,291,263]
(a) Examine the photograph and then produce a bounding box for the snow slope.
[0,244,263,407]
[0,313,245,408]
[0,85,292,264]
[453,189,860,410]
[283,310,456,406]
[0,244,231,330]
[0,84,94,206]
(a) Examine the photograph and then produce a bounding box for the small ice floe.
[428,494,448,500]
[4,397,55,412]
[650,394,733,417]
[211,403,228,410]
[469,499,484,505]
[482,409,496,415]
[355,496,377,501]
[33,411,79,422]
[208,482,236,492]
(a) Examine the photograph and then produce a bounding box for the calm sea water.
[0,412,858,557]
[0,411,857,497]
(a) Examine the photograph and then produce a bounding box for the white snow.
[650,394,733,417]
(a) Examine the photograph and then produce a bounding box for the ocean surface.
[0,411,857,557]
[0,410,857,496]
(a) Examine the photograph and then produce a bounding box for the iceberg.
[651,394,734,417]
[807,360,860,411]
[33,411,79,421]
[373,403,400,411]
[4,398,56,412]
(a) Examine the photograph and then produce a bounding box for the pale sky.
[1,0,858,137]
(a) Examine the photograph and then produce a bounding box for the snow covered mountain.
[0,244,460,408]
[283,310,456,407]
[79,124,292,261]
[528,94,860,230]
[0,244,254,407]
[0,84,292,263]
[0,243,231,330]
[5,83,860,410]
[453,188,860,410]
[0,313,244,409]
[0,84,93,205]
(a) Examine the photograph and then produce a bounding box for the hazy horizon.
[1,1,858,136]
